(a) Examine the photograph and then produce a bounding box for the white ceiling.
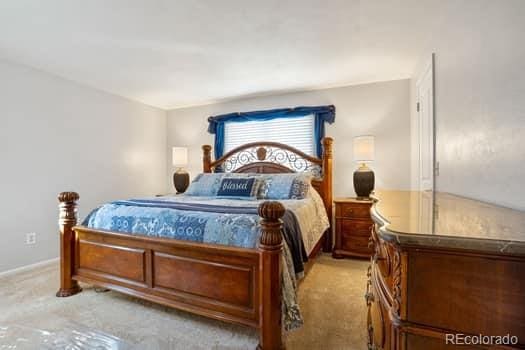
[0,0,448,109]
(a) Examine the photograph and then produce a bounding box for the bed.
[56,138,333,350]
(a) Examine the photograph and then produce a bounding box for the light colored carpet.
[0,254,369,349]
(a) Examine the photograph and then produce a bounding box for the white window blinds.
[223,114,315,155]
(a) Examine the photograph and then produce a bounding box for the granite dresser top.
[371,190,525,256]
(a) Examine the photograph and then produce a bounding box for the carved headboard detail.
[202,138,333,223]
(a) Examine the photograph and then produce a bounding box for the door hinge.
[416,102,420,112]
[435,161,440,176]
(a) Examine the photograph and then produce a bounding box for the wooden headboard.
[201,137,333,220]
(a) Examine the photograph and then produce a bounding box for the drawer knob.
[365,291,375,304]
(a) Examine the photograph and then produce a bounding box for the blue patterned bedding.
[85,199,263,249]
[84,197,307,273]
[82,195,320,331]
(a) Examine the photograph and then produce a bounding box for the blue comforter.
[84,197,307,274]
[83,196,307,331]
[85,199,261,248]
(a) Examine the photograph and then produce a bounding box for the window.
[223,114,315,155]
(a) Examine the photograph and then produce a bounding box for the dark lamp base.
[173,169,190,194]
[353,165,375,199]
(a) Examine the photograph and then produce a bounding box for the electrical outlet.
[25,232,37,245]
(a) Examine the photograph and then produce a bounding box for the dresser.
[332,198,374,259]
[367,190,525,350]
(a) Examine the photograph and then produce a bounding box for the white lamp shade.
[172,147,188,166]
[353,135,375,162]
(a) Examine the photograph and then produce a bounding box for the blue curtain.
[208,105,335,159]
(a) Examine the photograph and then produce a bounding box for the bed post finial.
[56,191,82,297]
[202,145,212,173]
[258,201,285,247]
[323,136,333,158]
[257,201,284,350]
[322,137,333,252]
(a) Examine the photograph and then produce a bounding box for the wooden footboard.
[74,227,262,326]
[57,192,284,350]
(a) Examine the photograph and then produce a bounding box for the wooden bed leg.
[56,192,82,297]
[257,201,285,350]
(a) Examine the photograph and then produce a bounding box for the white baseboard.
[0,257,59,279]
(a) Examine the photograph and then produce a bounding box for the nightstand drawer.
[336,202,371,219]
[340,219,373,237]
[341,235,372,254]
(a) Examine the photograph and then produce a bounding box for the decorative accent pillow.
[289,177,311,199]
[216,177,261,199]
[185,173,225,196]
[258,174,311,200]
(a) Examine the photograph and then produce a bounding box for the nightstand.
[332,197,374,259]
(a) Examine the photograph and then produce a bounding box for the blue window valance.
[207,105,335,159]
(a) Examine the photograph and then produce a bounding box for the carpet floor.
[0,254,369,349]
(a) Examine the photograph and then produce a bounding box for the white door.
[416,57,435,191]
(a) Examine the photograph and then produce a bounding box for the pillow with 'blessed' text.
[216,177,261,199]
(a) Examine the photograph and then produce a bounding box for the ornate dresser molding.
[367,191,525,350]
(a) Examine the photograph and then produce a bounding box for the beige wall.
[411,0,525,210]
[0,60,167,273]
[167,79,412,198]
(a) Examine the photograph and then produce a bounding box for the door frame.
[415,53,436,192]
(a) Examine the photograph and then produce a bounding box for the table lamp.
[353,135,375,199]
[172,147,189,193]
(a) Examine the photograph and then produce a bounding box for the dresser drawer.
[335,202,371,219]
